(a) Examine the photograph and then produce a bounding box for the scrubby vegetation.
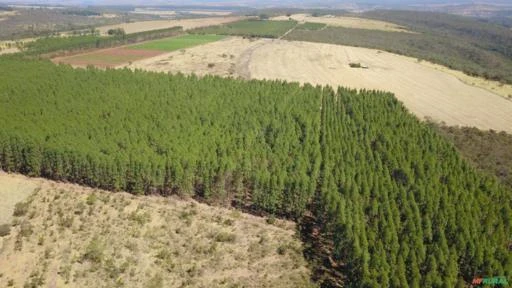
[191,19,297,38]
[432,125,512,190]
[0,56,510,286]
[0,178,311,287]
[285,11,512,84]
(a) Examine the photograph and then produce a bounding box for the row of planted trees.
[0,56,510,286]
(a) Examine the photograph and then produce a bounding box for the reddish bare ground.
[53,47,164,68]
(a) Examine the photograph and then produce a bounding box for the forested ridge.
[0,56,510,286]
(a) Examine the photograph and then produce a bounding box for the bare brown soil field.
[272,14,411,32]
[0,173,39,226]
[97,16,245,35]
[0,174,313,287]
[127,37,512,133]
[53,47,165,68]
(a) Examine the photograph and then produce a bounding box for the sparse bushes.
[58,215,74,228]
[19,221,33,237]
[23,270,45,288]
[82,237,104,263]
[214,231,236,243]
[266,215,276,225]
[0,224,11,237]
[86,193,97,206]
[146,273,164,288]
[129,210,151,225]
[13,202,29,217]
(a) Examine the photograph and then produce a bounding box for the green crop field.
[296,22,326,31]
[130,34,225,52]
[191,20,297,38]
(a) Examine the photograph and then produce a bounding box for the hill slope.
[0,173,312,288]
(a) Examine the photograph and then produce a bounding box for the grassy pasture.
[130,34,225,52]
[192,20,297,38]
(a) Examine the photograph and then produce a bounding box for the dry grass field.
[271,14,410,32]
[0,173,313,288]
[126,37,512,133]
[0,173,39,226]
[97,16,244,35]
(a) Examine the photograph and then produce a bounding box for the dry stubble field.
[125,37,512,133]
[0,173,312,288]
[97,16,244,35]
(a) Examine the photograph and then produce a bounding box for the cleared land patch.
[128,37,512,133]
[0,174,312,287]
[97,16,244,35]
[130,34,225,52]
[272,13,410,32]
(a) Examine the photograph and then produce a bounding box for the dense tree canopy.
[0,56,510,286]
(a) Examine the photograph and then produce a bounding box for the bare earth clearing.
[127,37,512,133]
[0,173,312,287]
[97,16,245,35]
[272,14,411,32]
[53,47,165,68]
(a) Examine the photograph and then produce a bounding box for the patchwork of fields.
[53,34,225,67]
[124,37,512,133]
[191,19,298,38]
[50,16,512,132]
[96,16,244,35]
[271,13,411,32]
